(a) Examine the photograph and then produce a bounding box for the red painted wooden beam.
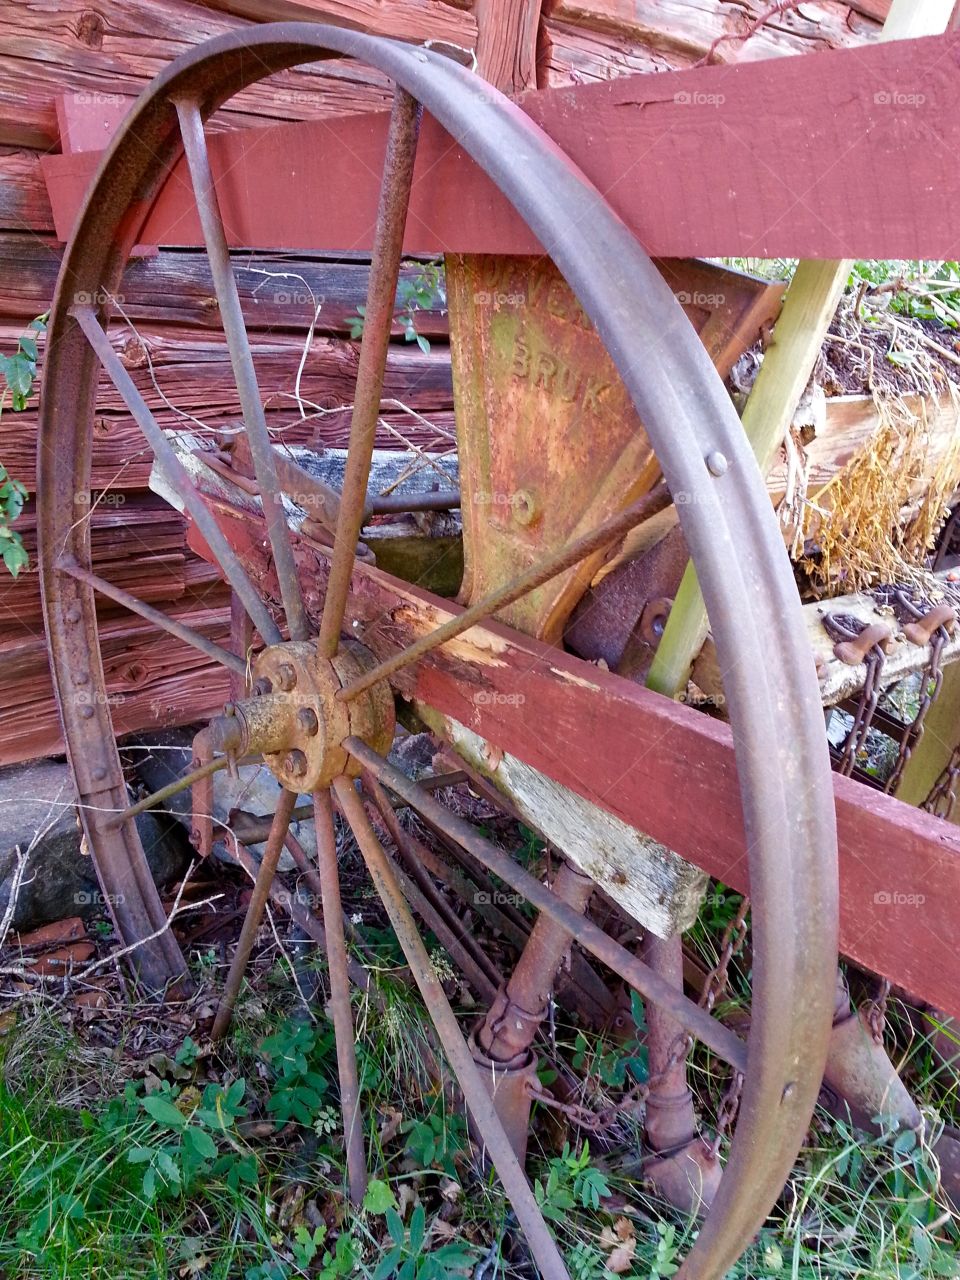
[183,502,960,1019]
[41,31,960,256]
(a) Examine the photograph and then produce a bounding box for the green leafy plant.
[372,1202,475,1280]
[534,1142,611,1222]
[570,990,648,1088]
[401,1105,468,1177]
[348,261,444,354]
[0,314,45,577]
[259,1018,334,1127]
[125,1078,254,1201]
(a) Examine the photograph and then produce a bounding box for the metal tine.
[212,787,298,1041]
[72,304,281,646]
[313,789,367,1206]
[332,775,572,1280]
[344,736,748,1072]
[336,481,671,704]
[58,558,247,676]
[317,87,423,659]
[174,96,309,644]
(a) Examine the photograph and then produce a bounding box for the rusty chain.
[873,586,950,795]
[526,897,752,1143]
[922,743,960,820]
[822,612,886,777]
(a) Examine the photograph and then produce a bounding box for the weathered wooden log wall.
[0,0,888,764]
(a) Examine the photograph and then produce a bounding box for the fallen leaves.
[600,1216,637,1274]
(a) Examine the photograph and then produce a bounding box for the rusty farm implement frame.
[36,21,960,1280]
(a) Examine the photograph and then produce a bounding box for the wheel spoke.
[360,774,501,999]
[332,775,571,1280]
[174,97,309,643]
[212,787,297,1041]
[336,481,671,704]
[57,557,247,676]
[72,304,281,645]
[106,754,233,829]
[344,737,747,1072]
[313,789,368,1206]
[318,87,423,659]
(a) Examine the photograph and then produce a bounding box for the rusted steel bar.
[71,304,281,645]
[370,488,461,515]
[332,776,571,1280]
[337,481,671,703]
[344,738,747,1073]
[221,833,373,995]
[57,556,247,676]
[175,97,308,643]
[313,789,368,1207]
[318,87,422,659]
[107,754,230,830]
[476,860,594,1064]
[212,788,297,1041]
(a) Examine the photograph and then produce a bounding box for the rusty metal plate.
[450,254,782,641]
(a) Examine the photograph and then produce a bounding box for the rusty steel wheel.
[38,25,838,1280]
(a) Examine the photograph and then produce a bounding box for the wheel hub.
[204,638,395,791]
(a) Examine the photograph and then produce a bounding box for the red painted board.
[42,31,960,257]
[184,500,960,1019]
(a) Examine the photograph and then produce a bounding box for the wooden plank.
[646,0,958,696]
[41,31,960,257]
[0,600,231,765]
[765,390,960,509]
[368,574,960,1020]
[647,259,852,696]
[178,484,960,1018]
[539,0,883,90]
[0,495,188,636]
[0,320,455,494]
[199,0,478,42]
[0,151,54,233]
[895,659,960,814]
[474,0,543,93]
[0,233,448,335]
[1,0,486,149]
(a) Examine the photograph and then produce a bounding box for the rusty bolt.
[639,596,673,646]
[252,676,273,697]
[297,706,320,736]
[276,663,297,692]
[80,705,94,720]
[66,605,82,623]
[223,702,236,717]
[903,602,956,647]
[92,765,107,781]
[513,489,538,527]
[283,749,309,779]
[75,672,89,686]
[833,622,894,666]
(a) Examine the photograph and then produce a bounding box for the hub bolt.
[252,677,272,697]
[297,707,320,736]
[284,749,308,779]
[276,664,297,692]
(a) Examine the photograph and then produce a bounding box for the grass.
[1,871,958,1279]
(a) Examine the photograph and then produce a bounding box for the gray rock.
[0,757,189,934]
[124,730,316,868]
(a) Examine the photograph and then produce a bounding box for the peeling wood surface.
[0,233,448,335]
[419,705,708,938]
